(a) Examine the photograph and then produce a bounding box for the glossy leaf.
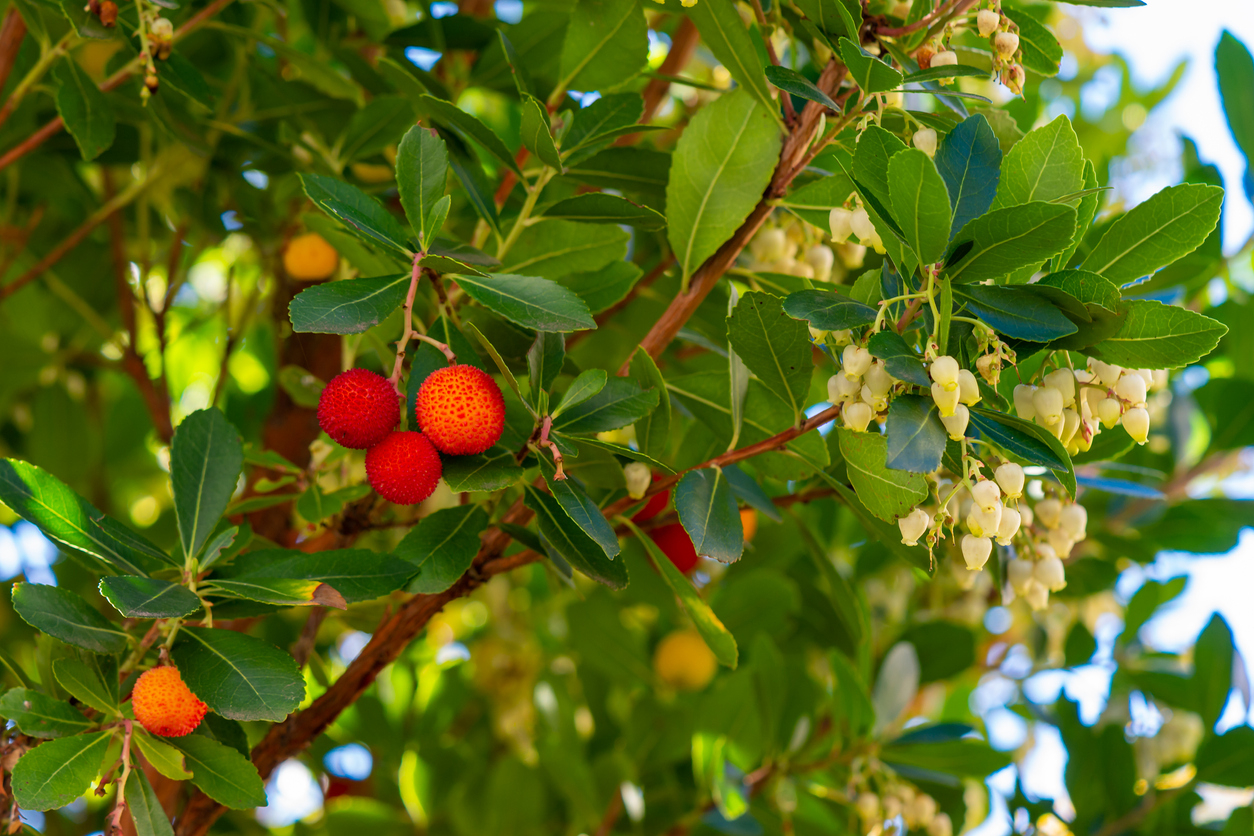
[1083,183,1224,284]
[991,114,1082,209]
[544,463,620,560]
[889,148,952,264]
[685,0,778,118]
[838,429,929,523]
[11,583,128,654]
[454,273,596,332]
[524,485,628,589]
[726,292,813,422]
[520,94,563,170]
[396,504,489,593]
[839,38,904,94]
[442,447,525,491]
[300,173,413,256]
[418,94,522,176]
[0,689,91,738]
[630,348,671,460]
[1089,299,1227,370]
[170,409,243,561]
[781,289,878,331]
[954,284,1078,341]
[99,577,201,619]
[233,550,418,603]
[555,0,648,94]
[53,57,115,161]
[210,578,347,609]
[168,734,267,809]
[552,378,658,434]
[132,732,192,781]
[946,202,1077,284]
[934,114,1002,236]
[884,395,947,474]
[125,768,176,836]
[968,408,1076,496]
[172,627,305,722]
[675,468,743,564]
[552,370,608,418]
[541,193,666,229]
[11,731,113,811]
[396,125,450,250]
[764,65,839,110]
[867,330,930,386]
[52,658,117,715]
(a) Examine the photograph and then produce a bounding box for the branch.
[619,61,847,375]
[0,9,27,97]
[636,18,700,128]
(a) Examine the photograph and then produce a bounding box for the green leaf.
[1034,269,1121,315]
[1002,6,1062,76]
[11,583,128,654]
[764,65,839,110]
[1196,727,1254,787]
[234,550,416,604]
[622,519,737,668]
[0,689,91,738]
[167,734,267,809]
[524,485,628,589]
[781,289,878,331]
[553,378,658,434]
[953,284,1078,342]
[125,768,176,836]
[1088,299,1227,370]
[552,370,608,419]
[1122,577,1186,641]
[171,409,243,561]
[726,292,813,422]
[902,64,988,84]
[0,459,173,575]
[889,148,952,264]
[396,505,489,593]
[132,732,192,781]
[867,330,929,386]
[838,429,929,523]
[884,395,947,474]
[52,58,115,161]
[527,330,565,405]
[1193,614,1234,730]
[520,94,563,170]
[666,88,781,282]
[417,95,522,177]
[455,273,596,332]
[446,141,501,235]
[541,193,666,229]
[684,0,778,118]
[945,202,1077,284]
[881,738,1012,779]
[543,464,620,560]
[566,147,672,198]
[991,115,1083,209]
[99,577,200,619]
[968,407,1075,496]
[818,474,931,573]
[442,447,525,491]
[172,627,305,722]
[52,658,117,715]
[839,38,904,94]
[11,731,113,811]
[779,172,856,229]
[340,95,415,161]
[675,468,743,564]
[1083,183,1225,285]
[556,260,644,314]
[563,92,642,149]
[1217,31,1254,171]
[209,578,347,609]
[396,125,450,251]
[300,173,414,256]
[199,526,239,573]
[557,0,648,90]
[630,348,671,460]
[934,114,1002,237]
[499,219,629,280]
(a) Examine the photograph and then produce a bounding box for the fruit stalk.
[388,254,426,395]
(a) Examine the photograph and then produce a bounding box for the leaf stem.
[496,167,554,261]
[388,254,426,395]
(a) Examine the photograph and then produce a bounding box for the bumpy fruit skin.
[649,523,699,574]
[415,365,505,455]
[132,666,208,737]
[318,368,399,449]
[365,431,442,505]
[283,233,340,281]
[654,631,717,691]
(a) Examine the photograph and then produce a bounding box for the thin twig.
[389,254,425,394]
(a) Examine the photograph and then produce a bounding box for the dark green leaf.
[1083,183,1225,285]
[867,330,930,386]
[968,407,1075,495]
[527,330,565,404]
[1088,299,1227,370]
[726,292,813,421]
[172,627,305,722]
[170,409,243,560]
[781,289,878,331]
[552,378,658,434]
[722,464,781,521]
[99,577,200,619]
[442,447,525,491]
[0,689,91,738]
[552,370,607,418]
[520,94,563,170]
[900,623,976,683]
[881,739,1011,778]
[11,583,128,654]
[563,92,644,151]
[819,475,931,572]
[838,429,929,522]
[630,348,671,461]
[889,148,952,264]
[885,395,947,474]
[764,65,839,110]
[565,147,672,196]
[396,125,450,250]
[52,58,115,161]
[544,465,620,560]
[168,734,267,809]
[209,578,346,609]
[675,468,743,564]
[1197,727,1254,787]
[839,37,904,94]
[954,284,1077,341]
[125,768,175,836]
[1193,614,1235,730]
[11,731,113,811]
[902,64,988,84]
[555,0,648,94]
[541,193,666,229]
[1002,7,1062,76]
[340,96,415,161]
[289,274,410,335]
[1217,31,1254,171]
[524,486,628,589]
[934,114,1002,236]
[52,658,117,715]
[396,505,489,593]
[501,220,630,281]
[685,0,778,117]
[234,550,417,603]
[945,201,1076,284]
[300,173,413,256]
[556,260,644,314]
[1064,622,1097,666]
[418,94,521,176]
[455,273,595,332]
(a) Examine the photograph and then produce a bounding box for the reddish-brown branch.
[0,9,26,97]
[619,61,847,375]
[617,17,700,147]
[493,146,531,208]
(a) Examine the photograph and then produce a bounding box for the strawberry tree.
[0,0,1252,834]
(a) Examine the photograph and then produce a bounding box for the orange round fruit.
[283,233,339,281]
[653,630,717,691]
[131,666,208,737]
[414,365,505,456]
[365,430,443,505]
[741,508,758,542]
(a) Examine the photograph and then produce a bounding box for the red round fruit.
[632,476,670,523]
[415,365,505,456]
[317,368,399,449]
[650,523,699,574]
[365,431,443,505]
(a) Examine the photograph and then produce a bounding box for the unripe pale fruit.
[1097,397,1123,429]
[1151,369,1169,390]
[415,365,506,455]
[844,401,874,432]
[1013,384,1037,421]
[805,245,835,281]
[995,506,1021,545]
[1115,372,1147,406]
[631,477,669,523]
[752,228,788,263]
[912,128,938,158]
[317,368,400,449]
[653,631,717,691]
[829,207,854,243]
[1122,406,1150,444]
[849,208,875,243]
[930,355,960,390]
[649,523,699,573]
[625,462,651,500]
[932,49,958,66]
[957,369,981,405]
[1059,503,1087,540]
[930,813,954,836]
[132,666,208,737]
[842,344,872,378]
[972,479,1001,513]
[977,8,999,36]
[856,793,881,822]
[931,382,961,417]
[1035,498,1062,529]
[899,507,931,545]
[962,534,992,570]
[994,31,1019,56]
[366,431,442,504]
[1044,369,1076,407]
[1007,558,1034,594]
[995,462,1024,499]
[1035,554,1067,591]
[1033,387,1064,426]
[284,233,340,281]
[941,404,969,439]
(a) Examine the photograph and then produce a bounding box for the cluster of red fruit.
[316,365,505,505]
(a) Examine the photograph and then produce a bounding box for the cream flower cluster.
[747,220,864,282]
[855,785,952,836]
[827,347,897,432]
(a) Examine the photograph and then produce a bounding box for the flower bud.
[994,462,1024,499]
[1023,578,1050,610]
[624,462,651,500]
[829,373,862,403]
[932,49,958,66]
[966,503,1001,538]
[1115,372,1147,406]
[1089,358,1122,388]
[1013,384,1037,421]
[809,326,828,342]
[844,401,874,432]
[1122,406,1150,444]
[1059,408,1081,445]
[977,8,999,36]
[1035,554,1067,591]
[956,369,981,405]
[842,344,872,379]
[976,353,1001,385]
[931,382,961,417]
[1151,369,1169,391]
[941,404,969,439]
[1033,386,1064,427]
[850,207,875,243]
[1035,499,1062,529]
[930,355,960,390]
[1007,557,1034,594]
[865,361,894,397]
[1058,503,1087,540]
[1043,369,1076,407]
[995,506,1021,545]
[151,16,173,38]
[829,207,854,244]
[961,534,992,570]
[1047,526,1075,558]
[994,31,1019,56]
[971,479,1001,513]
[804,245,835,282]
[1097,396,1122,429]
[912,128,938,158]
[899,507,931,546]
[860,385,888,414]
[751,228,788,263]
